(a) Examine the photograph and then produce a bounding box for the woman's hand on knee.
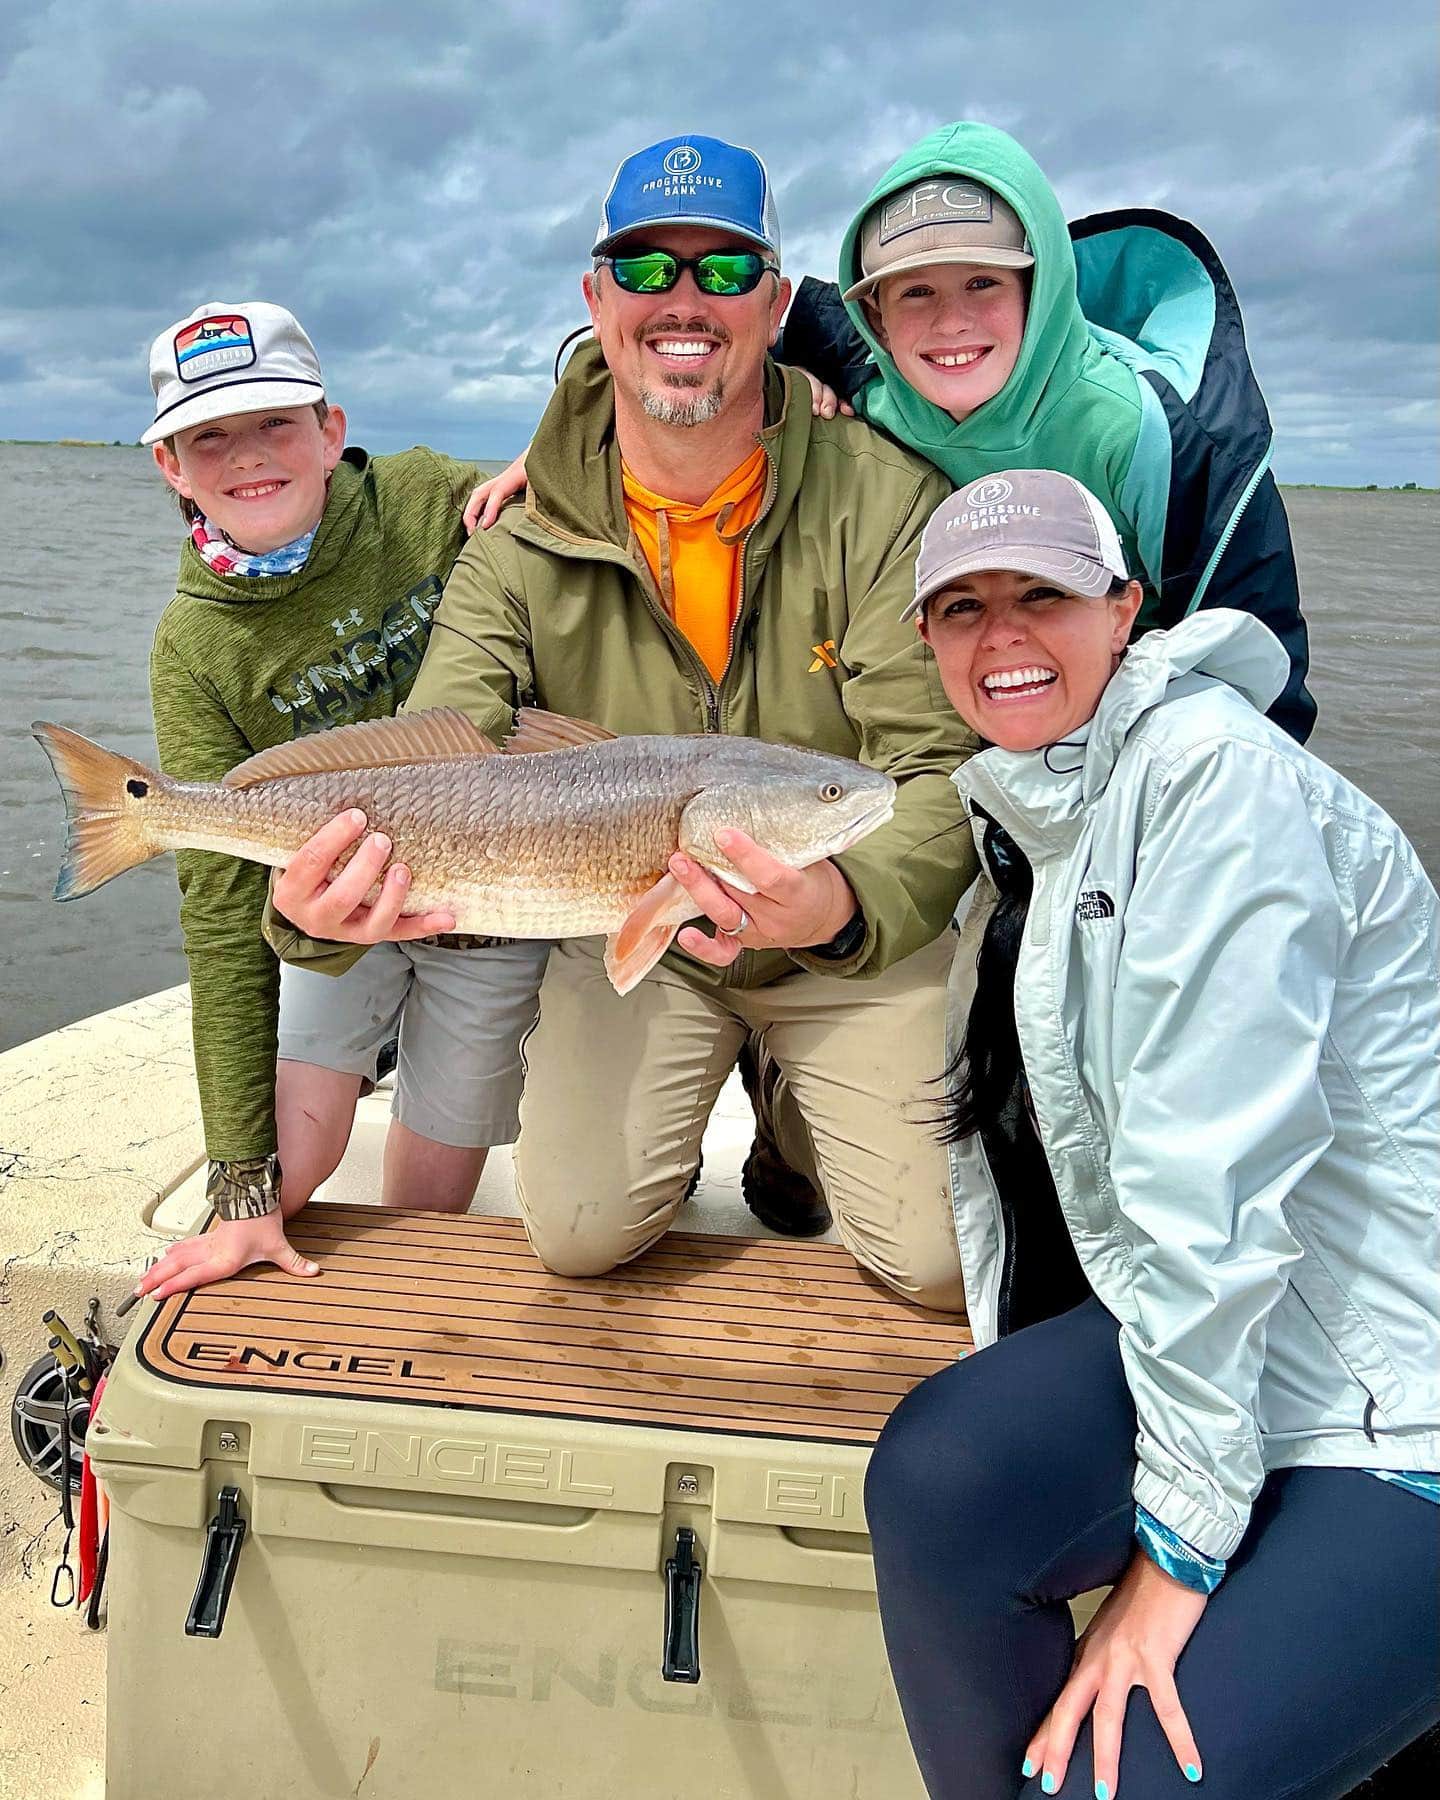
[133,1214,321,1302]
[1023,1550,1206,1797]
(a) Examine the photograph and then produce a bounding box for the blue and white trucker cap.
[592,135,781,260]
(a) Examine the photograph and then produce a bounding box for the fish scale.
[194,747,690,936]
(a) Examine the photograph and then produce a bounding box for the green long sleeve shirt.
[148,447,485,1160]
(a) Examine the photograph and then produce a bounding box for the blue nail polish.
[1185,1766,1201,1784]
[1041,1776,1058,1796]
[1022,1760,1036,1779]
[1096,1783,1110,1800]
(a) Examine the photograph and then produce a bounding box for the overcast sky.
[1,0,1434,486]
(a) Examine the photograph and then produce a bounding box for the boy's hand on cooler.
[273,812,455,943]
[133,1214,320,1302]
[463,452,529,532]
[798,369,854,420]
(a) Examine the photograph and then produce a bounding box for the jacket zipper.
[714,446,780,730]
[629,439,779,738]
[625,559,723,729]
[994,1178,1018,1338]
[1186,443,1273,615]
[701,448,781,985]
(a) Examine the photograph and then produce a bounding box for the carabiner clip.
[51,1531,76,1609]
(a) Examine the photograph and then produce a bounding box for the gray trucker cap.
[904,470,1130,621]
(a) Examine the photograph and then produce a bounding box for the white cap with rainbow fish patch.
[140,302,326,445]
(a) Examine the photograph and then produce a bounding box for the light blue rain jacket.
[948,610,1440,1560]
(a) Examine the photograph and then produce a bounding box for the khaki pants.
[514,932,965,1313]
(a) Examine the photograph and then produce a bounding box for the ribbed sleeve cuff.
[1134,1504,1225,1595]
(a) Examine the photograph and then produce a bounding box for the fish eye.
[818,781,845,803]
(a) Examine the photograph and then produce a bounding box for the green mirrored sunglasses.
[599,248,779,297]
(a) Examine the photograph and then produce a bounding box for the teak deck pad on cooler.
[138,1203,972,1443]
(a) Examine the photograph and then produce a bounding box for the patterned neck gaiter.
[190,512,318,577]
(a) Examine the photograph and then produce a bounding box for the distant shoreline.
[1,440,1434,493]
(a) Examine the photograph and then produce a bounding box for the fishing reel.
[9,1298,116,1493]
[10,1352,92,1494]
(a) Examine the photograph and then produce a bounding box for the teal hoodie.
[840,123,1148,585]
[819,121,1315,742]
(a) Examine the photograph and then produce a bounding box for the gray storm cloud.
[0,0,1434,485]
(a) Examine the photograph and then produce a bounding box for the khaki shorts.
[278,938,551,1149]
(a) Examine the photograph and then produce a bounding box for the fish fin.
[603,872,698,995]
[677,789,761,893]
[31,722,166,899]
[504,709,618,755]
[222,708,497,789]
[676,833,759,895]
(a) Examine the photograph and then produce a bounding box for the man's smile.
[639,325,728,377]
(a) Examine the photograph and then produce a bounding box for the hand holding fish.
[271,809,456,944]
[670,830,859,967]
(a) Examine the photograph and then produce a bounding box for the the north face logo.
[1076,890,1115,920]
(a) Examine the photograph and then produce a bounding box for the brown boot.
[737,1037,832,1238]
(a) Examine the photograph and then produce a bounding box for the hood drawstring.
[654,508,676,620]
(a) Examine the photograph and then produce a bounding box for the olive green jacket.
[271,344,978,988]
[152,448,484,1159]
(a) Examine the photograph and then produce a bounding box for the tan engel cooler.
[89,1203,971,1800]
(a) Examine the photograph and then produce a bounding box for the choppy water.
[1,445,1436,1053]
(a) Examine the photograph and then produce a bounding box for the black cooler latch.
[662,1525,702,1683]
[186,1485,247,1638]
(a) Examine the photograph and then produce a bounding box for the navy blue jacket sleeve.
[1199,472,1315,744]
[777,276,877,405]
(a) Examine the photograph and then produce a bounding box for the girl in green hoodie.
[780,121,1314,742]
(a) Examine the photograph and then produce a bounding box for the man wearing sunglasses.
[270,135,977,1313]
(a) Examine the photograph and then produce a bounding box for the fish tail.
[32,722,168,899]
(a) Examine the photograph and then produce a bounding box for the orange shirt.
[621,445,769,684]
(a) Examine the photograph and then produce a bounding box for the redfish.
[33,708,895,992]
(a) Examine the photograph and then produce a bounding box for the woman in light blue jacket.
[864,469,1440,1800]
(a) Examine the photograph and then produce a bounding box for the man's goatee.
[640,382,726,427]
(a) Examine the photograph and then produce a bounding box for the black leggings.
[865,1299,1440,1799]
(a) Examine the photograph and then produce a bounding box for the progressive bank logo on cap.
[643,140,721,201]
[966,477,1014,507]
[174,314,256,383]
[945,474,1041,536]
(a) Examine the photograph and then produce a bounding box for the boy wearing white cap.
[135,303,550,1302]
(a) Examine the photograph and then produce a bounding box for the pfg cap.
[592,135,781,260]
[843,176,1032,303]
[141,302,325,446]
[905,470,1129,621]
